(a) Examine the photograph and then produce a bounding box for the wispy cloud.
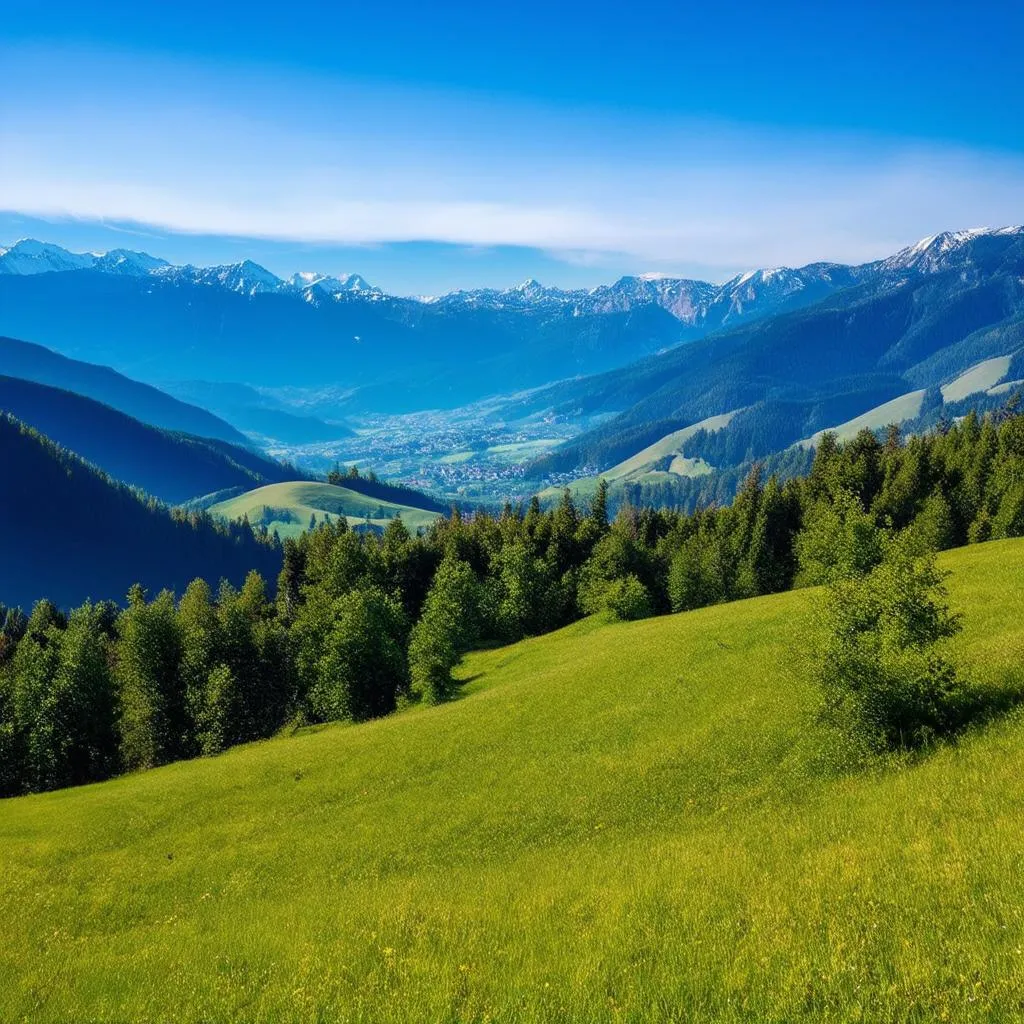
[2,44,1022,280]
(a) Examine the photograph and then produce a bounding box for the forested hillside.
[0,415,282,610]
[0,335,247,443]
[3,405,1023,798]
[0,376,299,504]
[532,230,1024,478]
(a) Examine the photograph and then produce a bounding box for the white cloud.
[2,44,1022,277]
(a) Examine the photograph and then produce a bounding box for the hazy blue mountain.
[2,228,1020,427]
[0,413,282,611]
[531,226,1024,477]
[157,379,354,443]
[0,239,883,411]
[0,375,297,504]
[0,336,248,444]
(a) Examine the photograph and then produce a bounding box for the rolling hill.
[1,538,1022,1021]
[209,480,443,536]
[0,375,297,505]
[0,414,282,610]
[0,335,247,443]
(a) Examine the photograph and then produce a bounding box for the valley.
[5,8,1023,1022]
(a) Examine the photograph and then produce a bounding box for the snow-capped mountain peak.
[882,225,1024,274]
[0,239,96,275]
[93,249,170,275]
[290,271,379,295]
[201,260,284,295]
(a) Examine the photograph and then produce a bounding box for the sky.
[1,0,1023,294]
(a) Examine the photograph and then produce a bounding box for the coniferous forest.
[2,406,1023,797]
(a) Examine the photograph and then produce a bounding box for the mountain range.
[527,227,1024,489]
[3,226,1024,502]
[0,232,952,410]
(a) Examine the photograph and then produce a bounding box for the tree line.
[2,406,1024,796]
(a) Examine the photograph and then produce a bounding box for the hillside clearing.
[540,411,737,502]
[940,355,1012,402]
[798,389,927,448]
[209,480,441,537]
[1,540,1023,1021]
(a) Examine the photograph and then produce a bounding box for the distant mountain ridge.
[0,374,298,505]
[0,336,248,444]
[4,227,1018,319]
[1,227,1021,412]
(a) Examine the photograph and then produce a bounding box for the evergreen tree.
[408,556,482,704]
[116,586,184,771]
[307,587,407,723]
[795,490,883,586]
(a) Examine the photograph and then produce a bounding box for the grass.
[485,439,562,463]
[539,412,736,502]
[799,390,927,448]
[437,450,476,465]
[940,356,1012,402]
[209,480,441,537]
[2,539,1024,1022]
[602,410,737,481]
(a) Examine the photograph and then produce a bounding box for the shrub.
[604,575,654,622]
[811,535,977,750]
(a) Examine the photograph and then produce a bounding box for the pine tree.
[276,538,306,622]
[116,586,184,770]
[408,557,482,704]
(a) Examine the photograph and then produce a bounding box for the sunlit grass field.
[2,540,1024,1022]
[209,480,441,537]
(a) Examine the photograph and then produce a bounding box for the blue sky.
[2,0,1022,294]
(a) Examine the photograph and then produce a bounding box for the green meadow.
[2,539,1023,1022]
[209,480,441,537]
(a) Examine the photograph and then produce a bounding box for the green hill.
[209,480,442,536]
[2,539,1023,1022]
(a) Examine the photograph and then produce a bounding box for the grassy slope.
[940,355,1012,402]
[539,411,737,502]
[2,540,1024,1023]
[799,389,928,448]
[210,480,441,536]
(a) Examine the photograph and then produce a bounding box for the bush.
[811,535,977,750]
[604,575,654,621]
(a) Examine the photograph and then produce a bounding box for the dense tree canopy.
[3,406,1024,796]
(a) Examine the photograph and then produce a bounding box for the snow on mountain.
[0,239,97,275]
[160,259,285,296]
[585,276,718,323]
[880,226,1024,275]
[289,271,380,296]
[2,226,1020,324]
[93,249,170,275]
